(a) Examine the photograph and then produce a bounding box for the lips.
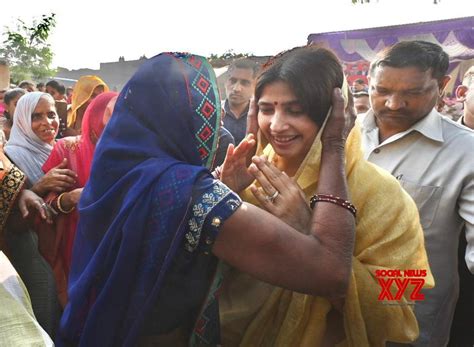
[271,135,299,148]
[273,135,297,142]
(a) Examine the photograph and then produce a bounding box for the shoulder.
[439,114,474,146]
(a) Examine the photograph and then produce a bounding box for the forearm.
[31,181,45,197]
[214,203,351,297]
[309,143,355,293]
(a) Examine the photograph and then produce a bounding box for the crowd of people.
[0,40,472,347]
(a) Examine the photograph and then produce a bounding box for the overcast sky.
[1,0,473,70]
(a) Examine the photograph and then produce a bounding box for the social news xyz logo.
[375,269,427,301]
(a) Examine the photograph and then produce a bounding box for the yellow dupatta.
[220,124,434,346]
[68,75,109,127]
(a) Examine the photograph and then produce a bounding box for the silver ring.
[41,202,47,208]
[265,190,279,203]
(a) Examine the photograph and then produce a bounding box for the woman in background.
[37,91,118,307]
[66,75,108,135]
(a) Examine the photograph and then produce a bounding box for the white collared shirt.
[359,109,474,346]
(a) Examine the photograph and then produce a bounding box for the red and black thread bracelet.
[309,194,357,217]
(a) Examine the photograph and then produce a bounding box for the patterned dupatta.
[59,53,222,346]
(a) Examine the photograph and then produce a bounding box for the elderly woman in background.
[36,91,118,307]
[66,75,108,136]
[4,92,77,337]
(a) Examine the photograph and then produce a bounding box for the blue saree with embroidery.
[58,53,241,346]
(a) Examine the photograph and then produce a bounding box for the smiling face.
[258,81,319,171]
[31,96,59,144]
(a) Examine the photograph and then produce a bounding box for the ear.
[455,85,468,102]
[438,75,451,94]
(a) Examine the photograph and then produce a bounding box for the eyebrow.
[258,100,301,107]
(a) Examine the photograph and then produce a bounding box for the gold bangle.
[57,192,75,214]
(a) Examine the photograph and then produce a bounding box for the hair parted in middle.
[256,45,344,127]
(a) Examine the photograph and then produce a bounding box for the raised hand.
[249,156,312,233]
[219,134,256,193]
[321,87,356,148]
[18,189,55,224]
[245,98,258,138]
[32,158,77,196]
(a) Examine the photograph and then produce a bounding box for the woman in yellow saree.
[219,46,434,346]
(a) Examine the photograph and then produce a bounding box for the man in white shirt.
[359,40,474,347]
[455,66,474,130]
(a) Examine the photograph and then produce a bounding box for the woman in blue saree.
[59,52,356,346]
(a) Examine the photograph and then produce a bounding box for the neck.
[228,102,248,119]
[463,110,474,130]
[275,155,304,178]
[375,117,409,144]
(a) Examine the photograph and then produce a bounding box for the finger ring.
[265,190,279,203]
[41,202,47,208]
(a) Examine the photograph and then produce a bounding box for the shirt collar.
[224,99,249,119]
[360,108,444,144]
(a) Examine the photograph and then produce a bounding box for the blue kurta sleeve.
[184,176,242,254]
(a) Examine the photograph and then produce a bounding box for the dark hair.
[46,79,66,95]
[4,87,26,105]
[354,78,365,84]
[18,80,35,89]
[370,40,449,81]
[36,82,45,89]
[255,45,343,127]
[228,59,259,78]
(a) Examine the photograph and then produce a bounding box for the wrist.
[321,138,346,152]
[57,192,75,214]
[31,184,44,197]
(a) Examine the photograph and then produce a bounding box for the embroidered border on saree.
[0,165,26,234]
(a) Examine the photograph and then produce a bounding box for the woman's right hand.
[18,189,55,224]
[219,134,256,193]
[249,156,312,233]
[32,158,77,196]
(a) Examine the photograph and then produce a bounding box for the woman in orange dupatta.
[37,91,118,306]
[66,75,109,135]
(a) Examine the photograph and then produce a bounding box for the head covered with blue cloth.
[59,53,222,345]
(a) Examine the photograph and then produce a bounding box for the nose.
[385,94,406,110]
[232,82,242,92]
[269,110,289,133]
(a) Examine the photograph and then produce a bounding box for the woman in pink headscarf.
[36,91,118,307]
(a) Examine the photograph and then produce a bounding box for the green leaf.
[1,13,56,84]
